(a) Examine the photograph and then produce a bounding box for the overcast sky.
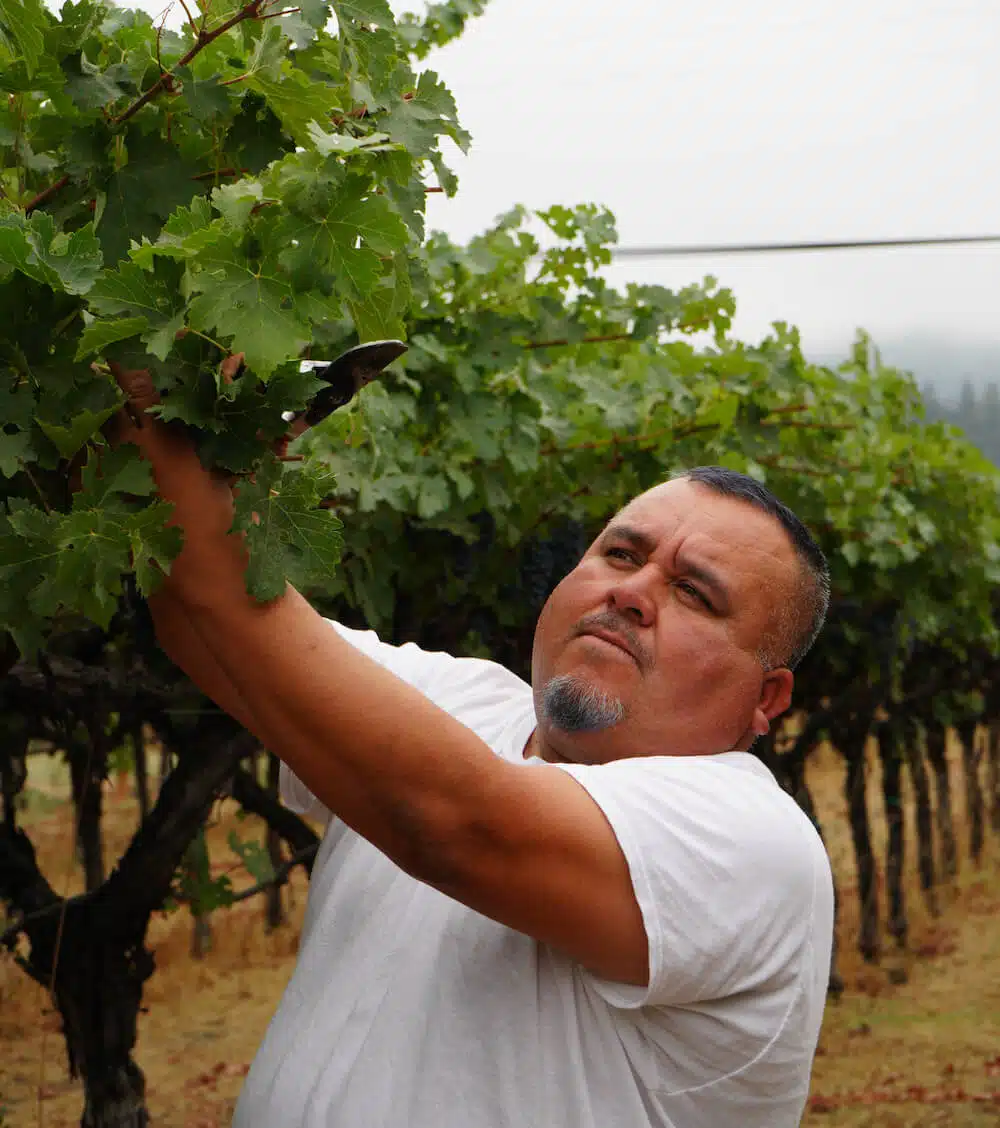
[117,0,1000,361]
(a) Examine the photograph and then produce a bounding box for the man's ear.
[750,668,794,737]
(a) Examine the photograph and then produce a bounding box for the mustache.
[573,611,652,675]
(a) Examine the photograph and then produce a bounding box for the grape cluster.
[452,512,497,581]
[517,521,589,611]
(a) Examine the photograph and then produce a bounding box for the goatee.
[541,674,626,733]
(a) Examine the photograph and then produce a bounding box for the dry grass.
[801,737,1000,1127]
[0,738,998,1128]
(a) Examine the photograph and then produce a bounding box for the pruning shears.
[283,339,409,430]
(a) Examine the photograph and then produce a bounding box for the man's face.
[529,479,800,763]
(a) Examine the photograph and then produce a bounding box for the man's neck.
[522,729,578,764]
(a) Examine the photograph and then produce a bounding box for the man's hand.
[100,354,269,737]
[107,355,250,605]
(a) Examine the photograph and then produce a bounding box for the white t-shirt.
[233,622,834,1128]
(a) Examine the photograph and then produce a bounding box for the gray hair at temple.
[672,466,830,670]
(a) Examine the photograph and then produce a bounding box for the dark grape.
[517,520,588,611]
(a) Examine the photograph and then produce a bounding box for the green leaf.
[211,179,266,228]
[841,541,861,567]
[130,196,222,265]
[76,314,149,359]
[4,447,181,623]
[248,57,343,145]
[177,70,233,122]
[128,501,183,596]
[98,132,203,266]
[0,213,103,295]
[36,403,119,459]
[347,250,411,339]
[332,0,395,30]
[277,175,409,299]
[231,455,343,601]
[0,380,35,432]
[64,50,130,110]
[186,236,311,377]
[397,0,489,59]
[77,445,157,503]
[298,0,333,27]
[378,69,468,157]
[0,0,47,77]
[227,830,275,884]
[416,475,449,518]
[0,430,33,477]
[179,830,234,912]
[306,122,397,156]
[86,259,186,360]
[28,511,126,625]
[324,183,410,254]
[222,94,296,174]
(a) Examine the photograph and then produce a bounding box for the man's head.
[529,468,829,764]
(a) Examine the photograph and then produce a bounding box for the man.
[114,362,835,1128]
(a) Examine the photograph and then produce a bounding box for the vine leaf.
[84,259,187,359]
[36,404,119,459]
[76,315,150,360]
[0,0,47,77]
[98,133,203,267]
[379,70,470,156]
[232,455,343,601]
[0,214,103,295]
[332,0,396,31]
[228,830,275,884]
[0,431,33,477]
[186,244,313,379]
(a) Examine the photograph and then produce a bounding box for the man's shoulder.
[327,617,530,710]
[589,750,833,903]
[706,752,833,886]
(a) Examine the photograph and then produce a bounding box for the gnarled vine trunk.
[841,721,879,963]
[1,719,259,1128]
[879,721,906,948]
[906,725,938,917]
[924,722,957,880]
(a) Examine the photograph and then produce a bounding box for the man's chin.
[539,672,626,735]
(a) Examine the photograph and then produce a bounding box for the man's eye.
[678,581,713,611]
[606,547,637,563]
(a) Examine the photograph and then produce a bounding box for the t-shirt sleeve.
[554,755,823,1009]
[279,619,462,818]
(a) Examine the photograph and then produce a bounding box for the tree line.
[922,380,1000,466]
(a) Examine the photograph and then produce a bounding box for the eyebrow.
[601,523,733,612]
[601,523,656,556]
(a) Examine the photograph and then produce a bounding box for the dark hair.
[674,466,830,669]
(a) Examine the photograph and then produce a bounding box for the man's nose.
[607,570,656,627]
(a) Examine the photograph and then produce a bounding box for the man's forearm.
[149,590,266,741]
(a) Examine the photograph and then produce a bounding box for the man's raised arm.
[148,590,265,741]
[109,362,652,989]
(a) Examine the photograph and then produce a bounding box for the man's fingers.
[220,352,245,384]
[287,416,309,441]
[104,362,162,446]
[108,361,161,411]
[272,414,310,460]
[106,353,297,468]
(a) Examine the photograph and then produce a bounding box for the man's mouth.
[581,627,638,664]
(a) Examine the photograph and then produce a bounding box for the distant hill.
[806,334,1000,466]
[811,334,1000,407]
[920,381,1000,467]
